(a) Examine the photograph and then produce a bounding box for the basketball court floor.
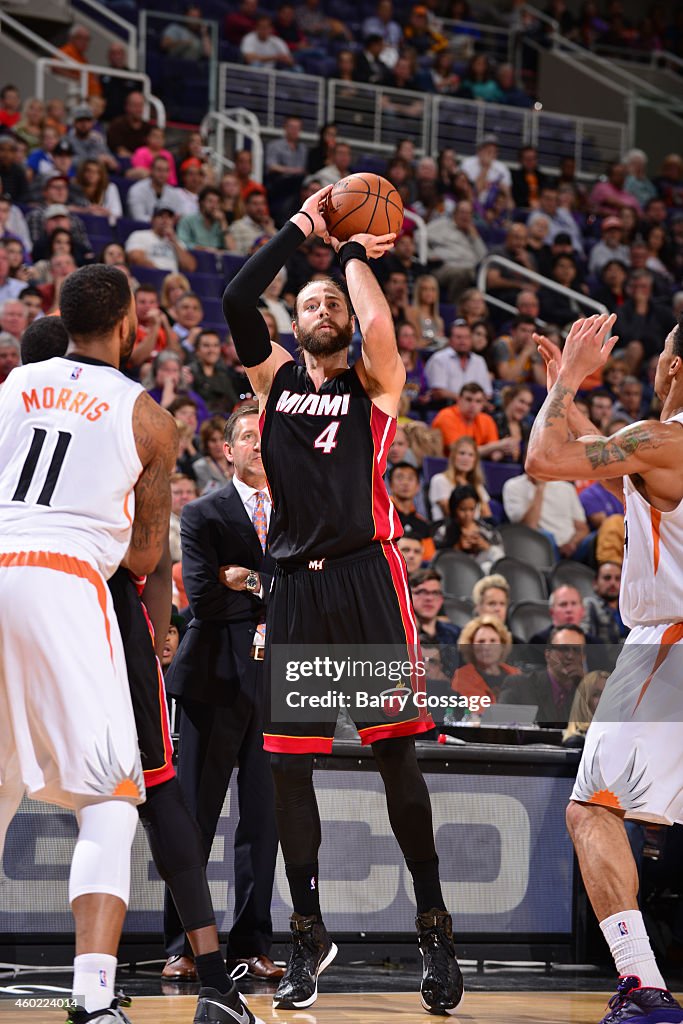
[4,961,679,1023]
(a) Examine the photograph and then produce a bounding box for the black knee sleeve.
[372,736,438,863]
[270,752,321,865]
[138,778,215,933]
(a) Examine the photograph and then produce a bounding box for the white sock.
[600,910,666,990]
[73,953,117,1013]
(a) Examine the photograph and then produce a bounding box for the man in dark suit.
[163,404,283,981]
[498,625,586,727]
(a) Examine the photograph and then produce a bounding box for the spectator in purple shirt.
[147,350,209,424]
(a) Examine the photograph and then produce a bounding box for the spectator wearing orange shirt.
[432,382,515,459]
[58,24,103,99]
[452,615,520,706]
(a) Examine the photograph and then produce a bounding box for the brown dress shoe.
[227,954,285,979]
[161,955,198,981]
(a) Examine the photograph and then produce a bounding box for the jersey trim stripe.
[263,733,334,754]
[139,599,176,786]
[633,621,683,714]
[651,506,661,575]
[0,550,113,659]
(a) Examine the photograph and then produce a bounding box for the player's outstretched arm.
[527,314,678,484]
[533,328,625,501]
[331,233,404,413]
[125,392,177,577]
[222,184,333,406]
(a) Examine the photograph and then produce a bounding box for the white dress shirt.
[232,474,271,619]
[424,347,492,398]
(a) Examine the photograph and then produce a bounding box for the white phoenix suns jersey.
[621,411,683,628]
[0,356,144,578]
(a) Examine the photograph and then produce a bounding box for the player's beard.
[296,319,353,358]
[119,321,137,367]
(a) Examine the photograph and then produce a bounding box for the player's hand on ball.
[329,232,396,258]
[298,183,335,238]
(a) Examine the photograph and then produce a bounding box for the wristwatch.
[245,571,260,594]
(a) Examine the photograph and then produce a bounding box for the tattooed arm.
[123,392,178,577]
[526,314,679,485]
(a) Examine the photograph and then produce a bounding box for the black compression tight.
[270,737,437,865]
[137,777,215,933]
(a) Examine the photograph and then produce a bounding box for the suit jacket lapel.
[220,482,264,565]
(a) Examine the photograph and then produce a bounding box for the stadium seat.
[491,556,548,604]
[550,560,596,601]
[499,523,556,572]
[422,456,447,482]
[481,461,522,499]
[441,595,475,629]
[507,600,553,643]
[432,550,483,599]
[191,249,222,274]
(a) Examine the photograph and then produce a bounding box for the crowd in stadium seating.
[0,0,681,739]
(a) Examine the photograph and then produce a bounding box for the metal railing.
[477,255,607,319]
[439,17,512,64]
[200,109,264,183]
[220,63,325,140]
[218,62,626,177]
[138,9,218,115]
[72,0,138,70]
[35,58,166,128]
[327,80,431,155]
[0,9,78,64]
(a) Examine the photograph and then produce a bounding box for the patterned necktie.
[252,490,267,553]
[252,491,268,644]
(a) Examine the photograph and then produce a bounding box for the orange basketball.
[323,173,404,241]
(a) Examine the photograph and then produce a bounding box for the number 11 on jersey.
[313,421,340,455]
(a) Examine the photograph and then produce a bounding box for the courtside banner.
[1,768,574,937]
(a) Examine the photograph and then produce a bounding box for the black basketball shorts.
[263,541,434,754]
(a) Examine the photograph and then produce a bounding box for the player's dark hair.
[224,402,259,445]
[673,312,683,359]
[60,265,131,342]
[20,315,69,364]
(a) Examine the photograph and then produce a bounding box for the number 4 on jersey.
[313,421,340,455]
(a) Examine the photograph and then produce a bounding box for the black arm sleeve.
[222,220,307,367]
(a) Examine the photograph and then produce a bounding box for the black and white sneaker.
[416,908,464,1016]
[272,913,338,1010]
[193,983,265,1024]
[66,995,133,1023]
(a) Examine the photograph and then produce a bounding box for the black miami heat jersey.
[260,361,402,563]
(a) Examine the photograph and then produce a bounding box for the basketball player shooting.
[222,182,463,1016]
[527,311,683,1024]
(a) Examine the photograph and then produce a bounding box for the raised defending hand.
[560,313,619,382]
[328,232,396,259]
[533,331,562,390]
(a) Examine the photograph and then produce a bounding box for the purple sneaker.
[599,976,683,1023]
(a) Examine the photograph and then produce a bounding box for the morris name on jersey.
[21,386,110,422]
